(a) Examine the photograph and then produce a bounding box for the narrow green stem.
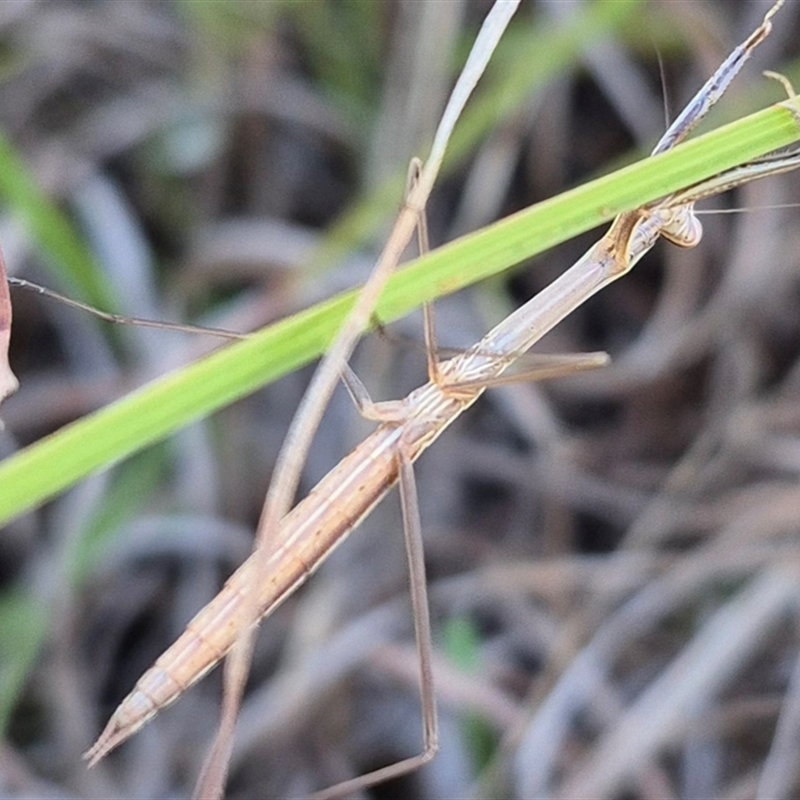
[0,102,797,525]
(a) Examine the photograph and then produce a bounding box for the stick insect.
[80,1,800,797]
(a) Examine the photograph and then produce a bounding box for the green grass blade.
[0,101,798,525]
[0,588,48,734]
[0,130,115,310]
[443,616,496,771]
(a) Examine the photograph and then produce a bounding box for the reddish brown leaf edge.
[0,245,19,408]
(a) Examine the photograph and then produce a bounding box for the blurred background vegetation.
[1,1,800,798]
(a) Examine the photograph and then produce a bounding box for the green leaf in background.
[64,446,172,588]
[0,588,48,736]
[0,447,170,741]
[443,616,496,772]
[0,130,115,311]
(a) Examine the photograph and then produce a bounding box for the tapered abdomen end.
[84,687,160,766]
[83,670,178,767]
[83,719,129,767]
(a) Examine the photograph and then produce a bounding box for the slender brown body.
[85,200,711,766]
[85,0,799,771]
[84,377,475,764]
